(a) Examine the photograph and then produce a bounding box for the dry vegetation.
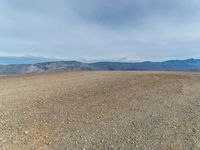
[0,71,200,150]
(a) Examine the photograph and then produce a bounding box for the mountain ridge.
[0,58,200,75]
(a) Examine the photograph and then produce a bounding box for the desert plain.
[0,71,200,149]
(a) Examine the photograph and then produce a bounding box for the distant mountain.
[78,57,139,63]
[0,61,96,75]
[90,58,200,71]
[0,58,200,75]
[0,56,56,65]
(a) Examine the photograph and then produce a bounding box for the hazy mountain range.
[0,56,56,65]
[0,56,139,64]
[0,57,200,75]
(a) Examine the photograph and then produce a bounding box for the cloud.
[0,0,200,61]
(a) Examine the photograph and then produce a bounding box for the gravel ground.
[0,71,200,150]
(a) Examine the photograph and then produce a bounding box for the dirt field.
[0,71,200,150]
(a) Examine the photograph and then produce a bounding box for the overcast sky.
[1,0,200,61]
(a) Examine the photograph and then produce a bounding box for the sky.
[1,0,200,61]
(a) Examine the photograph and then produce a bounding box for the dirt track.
[0,71,200,150]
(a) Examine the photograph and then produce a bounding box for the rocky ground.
[0,71,200,150]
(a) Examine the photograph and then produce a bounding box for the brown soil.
[0,71,200,150]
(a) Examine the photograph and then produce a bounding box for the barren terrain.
[0,71,200,150]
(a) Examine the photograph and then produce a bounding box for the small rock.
[192,128,196,133]
[24,131,29,135]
